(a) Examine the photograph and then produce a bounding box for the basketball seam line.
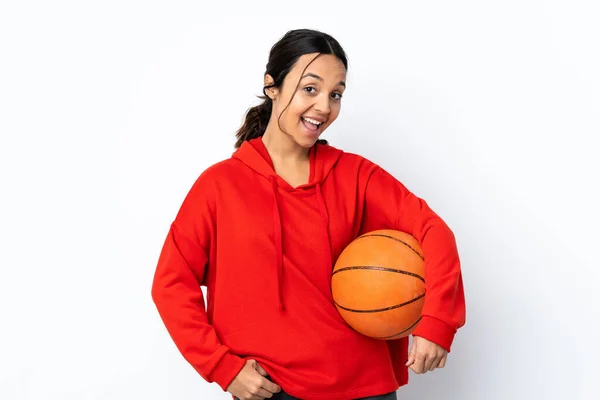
[371,316,423,339]
[334,293,425,313]
[356,233,424,261]
[332,266,424,282]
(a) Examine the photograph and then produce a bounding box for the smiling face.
[264,53,347,148]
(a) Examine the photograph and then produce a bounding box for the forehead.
[290,53,346,83]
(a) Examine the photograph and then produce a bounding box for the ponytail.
[234,95,272,149]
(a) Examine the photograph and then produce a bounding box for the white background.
[1,1,599,399]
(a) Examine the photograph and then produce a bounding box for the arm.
[361,164,466,351]
[151,173,245,391]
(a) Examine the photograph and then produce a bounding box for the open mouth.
[301,116,324,134]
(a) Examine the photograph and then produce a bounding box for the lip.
[302,115,327,123]
[300,117,322,136]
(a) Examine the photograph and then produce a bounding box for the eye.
[303,86,317,94]
[331,92,343,100]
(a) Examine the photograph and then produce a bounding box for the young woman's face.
[266,53,347,148]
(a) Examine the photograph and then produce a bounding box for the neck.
[261,125,309,163]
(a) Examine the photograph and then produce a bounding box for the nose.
[314,93,331,115]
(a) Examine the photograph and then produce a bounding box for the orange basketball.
[331,229,425,340]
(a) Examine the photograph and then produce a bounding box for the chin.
[294,135,321,148]
[294,119,329,147]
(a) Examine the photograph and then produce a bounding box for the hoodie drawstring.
[315,183,334,268]
[270,180,333,312]
[233,139,341,314]
[270,176,285,311]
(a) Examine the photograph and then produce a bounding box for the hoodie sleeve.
[151,172,245,392]
[361,164,466,352]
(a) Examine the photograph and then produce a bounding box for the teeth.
[303,117,322,126]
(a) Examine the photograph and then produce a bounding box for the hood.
[232,137,343,311]
[232,137,343,189]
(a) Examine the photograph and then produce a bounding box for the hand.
[405,336,448,374]
[227,359,281,400]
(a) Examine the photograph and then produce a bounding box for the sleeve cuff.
[207,351,246,392]
[412,315,456,352]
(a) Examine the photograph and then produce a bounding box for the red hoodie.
[151,137,466,399]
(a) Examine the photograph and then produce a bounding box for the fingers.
[236,386,268,400]
[410,353,426,374]
[405,344,416,367]
[406,351,446,374]
[253,361,281,393]
[233,360,281,400]
[438,353,447,368]
[428,353,441,371]
[424,354,437,372]
[253,361,281,397]
[407,337,427,373]
[407,339,448,374]
[253,387,274,399]
[426,349,443,371]
[237,392,265,400]
[243,379,280,400]
[254,362,268,377]
[428,358,439,371]
[260,376,281,394]
[405,338,419,367]
[429,349,448,371]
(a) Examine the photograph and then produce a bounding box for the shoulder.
[341,151,377,168]
[183,156,243,201]
[323,142,381,175]
[196,157,242,182]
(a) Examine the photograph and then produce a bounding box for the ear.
[264,74,278,100]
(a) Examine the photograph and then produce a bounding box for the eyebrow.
[302,73,346,88]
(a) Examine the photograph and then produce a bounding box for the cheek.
[330,102,342,120]
[283,96,307,122]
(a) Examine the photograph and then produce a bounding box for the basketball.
[331,229,425,340]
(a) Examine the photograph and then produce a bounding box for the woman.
[151,29,466,400]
